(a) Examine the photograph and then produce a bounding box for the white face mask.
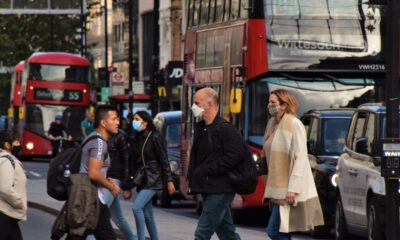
[191,103,205,119]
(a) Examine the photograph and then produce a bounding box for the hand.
[15,202,24,210]
[167,181,175,195]
[123,190,132,200]
[285,192,296,205]
[109,180,121,197]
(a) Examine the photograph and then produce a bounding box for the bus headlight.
[252,152,261,171]
[331,173,338,187]
[26,142,34,151]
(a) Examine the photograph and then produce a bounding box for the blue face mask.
[132,120,142,131]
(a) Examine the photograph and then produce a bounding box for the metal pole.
[385,0,400,239]
[150,0,160,116]
[128,0,134,92]
[104,0,109,86]
[80,0,84,56]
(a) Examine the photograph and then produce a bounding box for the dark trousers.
[67,203,116,240]
[0,211,23,240]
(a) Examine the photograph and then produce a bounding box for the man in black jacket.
[188,88,242,240]
[105,129,137,240]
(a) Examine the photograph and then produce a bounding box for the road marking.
[28,171,41,177]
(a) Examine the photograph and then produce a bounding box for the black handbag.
[124,132,152,189]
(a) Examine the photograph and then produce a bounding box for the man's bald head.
[193,87,219,124]
[195,87,219,107]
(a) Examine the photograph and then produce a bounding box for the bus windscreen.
[29,63,89,83]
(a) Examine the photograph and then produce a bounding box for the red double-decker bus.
[181,0,386,213]
[11,52,91,159]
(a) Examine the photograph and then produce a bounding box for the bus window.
[216,0,224,22]
[194,0,200,26]
[205,31,215,67]
[214,30,224,67]
[230,25,244,65]
[200,0,210,25]
[240,0,248,18]
[187,0,193,27]
[196,32,207,68]
[299,0,328,16]
[230,0,240,20]
[28,63,89,83]
[209,0,216,23]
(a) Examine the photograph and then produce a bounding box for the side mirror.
[307,139,315,153]
[355,137,368,154]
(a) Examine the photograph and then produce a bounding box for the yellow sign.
[8,108,13,118]
[158,86,166,97]
[19,107,25,120]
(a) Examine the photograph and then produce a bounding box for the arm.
[116,133,131,181]
[287,119,309,194]
[197,123,244,176]
[0,160,24,209]
[81,121,87,137]
[153,134,173,183]
[88,157,120,197]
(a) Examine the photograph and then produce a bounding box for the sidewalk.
[27,178,268,240]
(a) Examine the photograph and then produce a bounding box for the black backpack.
[214,121,258,195]
[47,135,103,201]
[228,143,258,194]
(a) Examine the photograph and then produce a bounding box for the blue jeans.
[132,189,158,240]
[195,193,241,240]
[87,179,137,240]
[266,204,291,240]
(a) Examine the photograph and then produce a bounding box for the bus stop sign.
[381,138,400,177]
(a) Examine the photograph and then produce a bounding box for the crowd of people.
[0,88,323,240]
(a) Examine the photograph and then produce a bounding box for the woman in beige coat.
[0,130,27,240]
[263,89,324,239]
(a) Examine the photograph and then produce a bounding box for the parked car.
[335,103,387,240]
[301,109,354,238]
[153,111,183,207]
[0,115,8,131]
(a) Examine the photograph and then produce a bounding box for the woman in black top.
[128,111,175,240]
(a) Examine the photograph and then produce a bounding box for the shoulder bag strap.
[141,131,152,167]
[1,155,15,169]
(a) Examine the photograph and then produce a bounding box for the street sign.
[101,87,110,102]
[112,72,124,83]
[132,81,144,94]
[381,138,400,177]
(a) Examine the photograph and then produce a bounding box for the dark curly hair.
[0,130,19,149]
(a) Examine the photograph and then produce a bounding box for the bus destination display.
[34,88,82,102]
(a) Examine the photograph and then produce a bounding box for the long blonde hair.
[271,89,299,115]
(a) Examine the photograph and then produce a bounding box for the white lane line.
[28,171,41,177]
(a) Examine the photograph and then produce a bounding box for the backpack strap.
[81,134,109,159]
[81,134,104,148]
[1,155,15,169]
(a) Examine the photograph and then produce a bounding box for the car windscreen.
[165,123,181,148]
[321,118,351,155]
